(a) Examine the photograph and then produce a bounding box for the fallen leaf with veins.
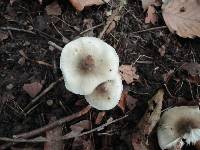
[69,0,110,11]
[142,0,161,11]
[145,6,158,24]
[45,1,61,16]
[119,65,139,84]
[132,89,164,150]
[162,0,200,38]
[23,82,43,98]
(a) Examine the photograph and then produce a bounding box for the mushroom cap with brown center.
[84,74,123,110]
[60,37,119,95]
[157,106,200,150]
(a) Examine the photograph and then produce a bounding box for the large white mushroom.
[157,106,200,150]
[85,74,123,110]
[60,37,119,95]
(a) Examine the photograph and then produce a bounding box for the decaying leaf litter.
[0,0,200,149]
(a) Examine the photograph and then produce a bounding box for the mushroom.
[157,106,200,150]
[60,37,119,95]
[84,74,123,110]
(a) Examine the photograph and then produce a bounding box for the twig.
[0,27,36,35]
[48,41,63,51]
[62,114,128,140]
[132,26,168,34]
[0,114,127,143]
[0,106,91,149]
[23,77,64,114]
[14,106,91,139]
[80,23,104,35]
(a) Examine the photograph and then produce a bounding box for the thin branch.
[23,77,64,114]
[132,26,168,34]
[48,41,63,51]
[0,27,36,35]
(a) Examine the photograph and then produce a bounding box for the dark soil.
[0,0,200,149]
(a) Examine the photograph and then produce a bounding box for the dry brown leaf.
[0,31,9,41]
[95,112,106,125]
[142,0,161,10]
[162,0,200,38]
[44,117,64,150]
[145,6,158,24]
[119,65,139,84]
[132,89,164,149]
[23,82,43,98]
[69,0,110,11]
[117,91,127,112]
[45,1,61,16]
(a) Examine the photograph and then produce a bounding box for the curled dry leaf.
[69,0,110,11]
[45,1,61,16]
[132,89,164,150]
[142,0,161,10]
[119,65,139,84]
[162,0,200,38]
[23,81,43,98]
[145,6,158,25]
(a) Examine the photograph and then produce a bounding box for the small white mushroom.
[60,37,119,95]
[84,74,123,110]
[157,106,200,150]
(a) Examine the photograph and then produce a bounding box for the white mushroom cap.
[60,37,119,95]
[84,74,123,110]
[157,106,200,150]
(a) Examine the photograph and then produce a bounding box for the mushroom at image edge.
[84,74,123,110]
[157,106,200,150]
[60,37,119,95]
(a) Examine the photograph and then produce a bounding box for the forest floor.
[0,0,200,149]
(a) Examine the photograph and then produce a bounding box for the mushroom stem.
[81,55,95,71]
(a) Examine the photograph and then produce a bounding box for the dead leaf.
[181,63,200,76]
[23,81,43,98]
[181,63,200,84]
[119,65,139,84]
[132,89,164,149]
[142,0,161,10]
[44,117,64,150]
[0,31,9,41]
[162,0,200,38]
[64,120,93,150]
[158,45,166,57]
[45,1,61,16]
[69,0,110,11]
[95,112,106,125]
[145,6,158,24]
[117,91,127,112]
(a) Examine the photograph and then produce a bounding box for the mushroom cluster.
[157,106,200,150]
[60,37,123,110]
